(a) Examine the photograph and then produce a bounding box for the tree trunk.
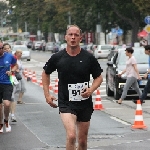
[131,21,139,46]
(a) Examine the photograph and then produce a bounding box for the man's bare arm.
[42,70,50,98]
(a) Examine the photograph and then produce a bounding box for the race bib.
[68,82,88,101]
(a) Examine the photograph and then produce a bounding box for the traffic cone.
[132,100,147,129]
[93,90,104,110]
[23,68,27,78]
[27,70,32,81]
[31,71,37,83]
[23,68,28,80]
[49,84,53,91]
[53,79,58,94]
[39,77,43,88]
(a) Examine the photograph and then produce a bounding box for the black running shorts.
[0,84,13,103]
[59,106,94,122]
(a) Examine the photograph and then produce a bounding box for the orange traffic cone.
[39,77,43,88]
[31,71,37,83]
[23,68,28,80]
[132,100,147,129]
[53,79,58,94]
[93,90,104,110]
[49,84,53,90]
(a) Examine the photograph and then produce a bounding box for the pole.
[37,17,41,41]
[68,11,71,25]
[68,0,71,25]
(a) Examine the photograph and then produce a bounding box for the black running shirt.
[43,49,103,109]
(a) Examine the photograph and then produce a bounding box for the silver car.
[94,45,112,59]
[45,42,55,51]
[12,45,31,61]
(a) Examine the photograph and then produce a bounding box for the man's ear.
[65,35,67,41]
[80,36,82,42]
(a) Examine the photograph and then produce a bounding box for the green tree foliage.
[132,0,150,15]
[72,0,145,44]
[7,0,149,43]
[0,1,9,27]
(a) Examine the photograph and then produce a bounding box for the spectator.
[14,50,26,104]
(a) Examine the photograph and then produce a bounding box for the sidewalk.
[102,97,150,129]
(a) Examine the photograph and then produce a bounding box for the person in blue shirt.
[0,43,17,133]
[133,45,150,104]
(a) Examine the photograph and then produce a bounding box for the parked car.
[107,45,130,61]
[106,47,149,100]
[52,43,60,53]
[94,45,112,59]
[80,45,87,50]
[27,41,33,48]
[12,45,31,61]
[59,43,67,51]
[14,40,22,45]
[45,42,56,51]
[32,41,43,50]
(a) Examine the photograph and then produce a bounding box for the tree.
[0,1,9,27]
[132,0,150,15]
[72,0,144,44]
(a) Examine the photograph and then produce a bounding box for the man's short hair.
[125,47,134,54]
[144,45,150,51]
[66,25,82,35]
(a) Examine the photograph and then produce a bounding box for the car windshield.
[118,48,148,65]
[48,42,54,46]
[101,46,112,50]
[12,47,28,51]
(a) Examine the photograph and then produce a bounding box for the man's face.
[65,26,82,48]
[145,49,150,55]
[4,45,11,53]
[0,43,4,56]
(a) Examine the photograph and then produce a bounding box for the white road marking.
[110,116,131,125]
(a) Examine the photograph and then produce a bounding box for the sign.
[144,16,150,24]
[144,25,150,33]
[111,28,123,36]
[117,29,123,36]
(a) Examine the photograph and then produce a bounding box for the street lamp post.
[68,0,71,26]
[68,11,71,25]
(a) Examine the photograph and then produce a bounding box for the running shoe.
[0,124,3,133]
[11,116,17,122]
[4,119,11,132]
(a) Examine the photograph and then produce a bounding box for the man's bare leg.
[76,121,90,150]
[3,100,11,121]
[60,113,77,150]
[0,103,3,124]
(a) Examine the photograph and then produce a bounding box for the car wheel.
[27,59,30,61]
[114,84,121,100]
[106,79,114,96]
